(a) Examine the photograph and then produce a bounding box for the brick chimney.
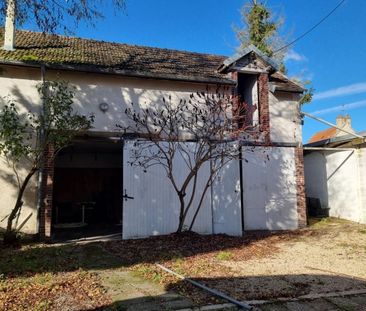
[3,0,15,51]
[335,115,355,137]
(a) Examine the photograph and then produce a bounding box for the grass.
[2,217,366,309]
[215,251,233,261]
[133,265,164,283]
[308,217,351,229]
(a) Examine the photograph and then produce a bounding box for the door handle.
[123,189,134,201]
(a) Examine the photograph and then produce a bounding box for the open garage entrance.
[52,138,123,241]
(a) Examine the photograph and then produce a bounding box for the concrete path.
[100,269,366,310]
[172,293,366,311]
[100,269,197,310]
[256,294,366,311]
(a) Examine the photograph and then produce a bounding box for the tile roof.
[270,72,305,93]
[0,28,305,93]
[0,29,232,84]
[308,127,337,143]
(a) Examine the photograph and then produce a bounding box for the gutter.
[304,147,355,151]
[0,59,236,86]
[35,64,46,237]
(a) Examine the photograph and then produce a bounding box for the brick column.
[295,146,307,228]
[258,73,271,144]
[39,144,55,241]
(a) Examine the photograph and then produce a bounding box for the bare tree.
[0,0,126,34]
[119,87,257,233]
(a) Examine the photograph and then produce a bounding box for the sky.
[24,0,366,142]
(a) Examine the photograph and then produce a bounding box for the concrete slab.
[99,268,196,310]
[285,301,316,311]
[305,298,339,311]
[258,303,289,311]
[344,294,366,306]
[325,296,361,309]
[163,299,198,310]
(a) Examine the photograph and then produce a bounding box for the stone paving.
[99,268,366,310]
[255,293,366,311]
[177,294,366,310]
[100,269,196,310]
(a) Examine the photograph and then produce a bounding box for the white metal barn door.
[122,140,214,239]
[242,146,298,230]
[211,160,242,236]
[122,140,181,239]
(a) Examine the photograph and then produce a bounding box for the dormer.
[218,45,305,144]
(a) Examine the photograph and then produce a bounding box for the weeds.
[215,251,233,261]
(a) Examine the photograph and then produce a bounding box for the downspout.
[35,64,46,237]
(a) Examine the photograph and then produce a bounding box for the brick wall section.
[295,146,307,228]
[39,144,55,241]
[258,73,271,144]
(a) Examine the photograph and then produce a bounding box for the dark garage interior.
[52,138,123,241]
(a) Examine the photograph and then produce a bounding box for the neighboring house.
[0,29,306,241]
[308,115,356,143]
[304,115,366,224]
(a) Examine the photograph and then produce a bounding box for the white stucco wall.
[0,65,221,235]
[242,146,298,230]
[304,149,364,224]
[359,147,366,223]
[0,65,221,133]
[0,64,302,236]
[0,157,38,234]
[47,70,216,134]
[326,150,361,222]
[269,92,302,144]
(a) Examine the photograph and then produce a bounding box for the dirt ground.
[218,218,366,301]
[105,217,366,305]
[1,217,366,310]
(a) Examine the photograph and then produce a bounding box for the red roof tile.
[308,127,337,143]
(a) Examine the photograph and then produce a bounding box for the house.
[308,115,356,143]
[304,115,366,224]
[0,28,307,241]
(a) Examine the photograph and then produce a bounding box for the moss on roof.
[0,28,304,92]
[0,29,233,84]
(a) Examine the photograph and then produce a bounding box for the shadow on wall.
[242,146,299,231]
[304,150,361,222]
[0,78,200,230]
[1,73,303,236]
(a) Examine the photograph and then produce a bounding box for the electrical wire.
[274,0,346,54]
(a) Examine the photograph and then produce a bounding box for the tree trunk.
[4,167,38,245]
[188,177,211,231]
[176,195,185,233]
